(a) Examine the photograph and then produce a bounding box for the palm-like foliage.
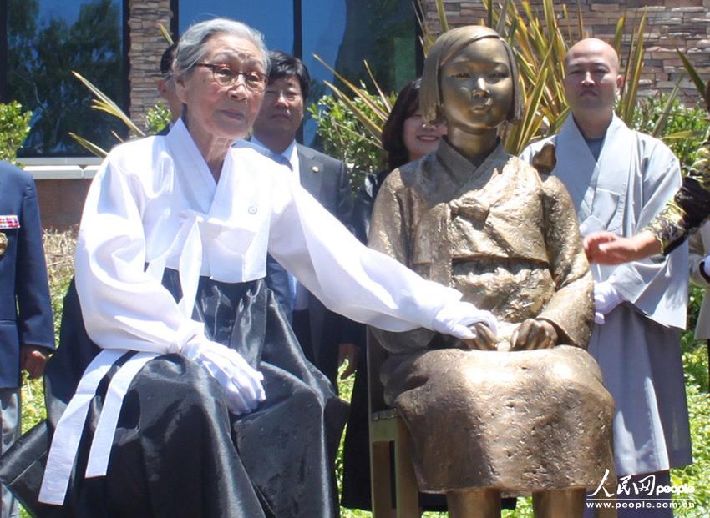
[68,25,174,157]
[312,55,394,153]
[69,71,146,157]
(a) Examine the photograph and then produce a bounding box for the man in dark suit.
[252,51,356,388]
[0,161,54,518]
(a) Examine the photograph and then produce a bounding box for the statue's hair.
[420,25,523,124]
[174,17,270,76]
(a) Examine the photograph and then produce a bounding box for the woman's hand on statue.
[182,338,266,415]
[432,301,498,340]
[461,322,498,350]
[510,319,558,350]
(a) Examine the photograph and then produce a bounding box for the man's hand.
[337,343,359,379]
[20,345,50,379]
[510,319,558,350]
[584,230,661,264]
[461,322,498,350]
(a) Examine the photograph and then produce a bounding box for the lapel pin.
[311,165,320,173]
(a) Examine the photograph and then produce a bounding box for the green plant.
[477,0,670,153]
[308,89,393,185]
[0,101,32,163]
[69,71,145,157]
[145,102,172,135]
[633,94,710,171]
[677,51,710,112]
[672,381,710,516]
[323,0,666,157]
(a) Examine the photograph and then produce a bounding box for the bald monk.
[521,38,692,518]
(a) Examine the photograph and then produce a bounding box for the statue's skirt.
[381,346,615,495]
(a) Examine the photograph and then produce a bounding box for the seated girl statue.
[369,25,615,518]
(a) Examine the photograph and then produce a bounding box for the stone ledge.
[22,165,99,180]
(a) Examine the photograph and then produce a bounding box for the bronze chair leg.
[532,488,586,518]
[447,488,501,518]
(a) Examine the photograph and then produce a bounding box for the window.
[178,0,419,143]
[1,0,127,156]
[178,1,294,57]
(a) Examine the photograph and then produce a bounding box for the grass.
[16,231,710,517]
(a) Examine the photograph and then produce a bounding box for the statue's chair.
[367,329,419,517]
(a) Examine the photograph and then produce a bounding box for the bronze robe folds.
[369,140,614,494]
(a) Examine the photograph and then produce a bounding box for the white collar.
[251,136,298,169]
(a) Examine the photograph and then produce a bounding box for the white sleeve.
[75,157,204,353]
[267,180,490,336]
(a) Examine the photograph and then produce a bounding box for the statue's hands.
[510,319,558,350]
[461,322,498,350]
[432,302,498,340]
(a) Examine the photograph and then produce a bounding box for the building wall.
[35,179,93,231]
[421,0,710,101]
[125,1,710,126]
[128,0,174,129]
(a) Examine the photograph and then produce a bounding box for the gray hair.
[174,18,270,75]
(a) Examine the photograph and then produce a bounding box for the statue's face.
[439,37,514,133]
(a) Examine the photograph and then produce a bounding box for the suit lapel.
[297,145,323,199]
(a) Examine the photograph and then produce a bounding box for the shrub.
[145,102,172,136]
[308,93,390,187]
[633,94,710,171]
[0,101,32,164]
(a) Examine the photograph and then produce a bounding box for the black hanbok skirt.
[0,271,346,518]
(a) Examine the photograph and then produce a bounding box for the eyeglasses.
[195,63,267,92]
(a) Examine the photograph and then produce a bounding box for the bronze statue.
[369,26,615,517]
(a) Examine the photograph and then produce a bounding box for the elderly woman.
[0,19,497,518]
[369,26,614,517]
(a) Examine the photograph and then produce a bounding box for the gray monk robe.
[522,115,692,477]
[369,139,614,495]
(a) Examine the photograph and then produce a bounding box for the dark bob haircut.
[382,78,422,171]
[267,50,311,101]
[160,42,178,76]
